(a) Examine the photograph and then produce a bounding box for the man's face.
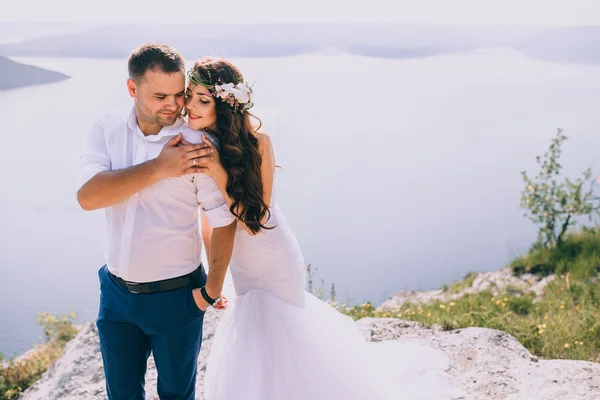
[128,68,185,128]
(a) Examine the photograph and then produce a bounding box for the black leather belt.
[109,264,204,294]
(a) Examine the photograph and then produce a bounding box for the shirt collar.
[126,106,138,132]
[127,106,184,143]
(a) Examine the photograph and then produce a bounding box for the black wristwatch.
[200,286,221,306]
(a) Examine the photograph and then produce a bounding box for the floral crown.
[187,69,254,113]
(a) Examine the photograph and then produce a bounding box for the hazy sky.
[1,0,598,26]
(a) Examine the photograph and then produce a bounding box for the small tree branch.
[557,213,572,245]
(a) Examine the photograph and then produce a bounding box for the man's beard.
[154,112,179,126]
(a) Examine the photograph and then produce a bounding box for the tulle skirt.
[204,289,464,400]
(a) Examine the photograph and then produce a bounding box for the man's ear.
[127,78,137,98]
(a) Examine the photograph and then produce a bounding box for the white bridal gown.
[203,181,465,400]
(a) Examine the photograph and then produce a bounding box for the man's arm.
[77,133,214,211]
[77,161,161,210]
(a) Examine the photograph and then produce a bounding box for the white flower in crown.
[214,82,252,105]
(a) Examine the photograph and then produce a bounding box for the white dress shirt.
[76,107,235,283]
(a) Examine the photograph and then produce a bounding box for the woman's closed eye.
[186,93,211,105]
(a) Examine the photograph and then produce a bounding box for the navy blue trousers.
[96,265,206,400]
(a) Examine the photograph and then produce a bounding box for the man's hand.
[154,133,216,178]
[192,288,210,312]
[181,135,226,179]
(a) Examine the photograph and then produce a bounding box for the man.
[76,43,236,400]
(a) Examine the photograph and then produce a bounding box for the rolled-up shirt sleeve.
[75,118,111,193]
[196,175,236,228]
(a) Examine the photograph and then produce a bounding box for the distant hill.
[0,24,320,59]
[0,23,529,59]
[0,22,93,44]
[0,23,598,64]
[512,26,600,64]
[0,56,69,90]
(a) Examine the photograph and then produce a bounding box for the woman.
[184,57,463,400]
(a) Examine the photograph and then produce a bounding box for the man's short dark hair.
[128,43,185,82]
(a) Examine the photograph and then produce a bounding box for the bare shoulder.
[255,132,273,155]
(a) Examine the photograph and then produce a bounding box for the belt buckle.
[126,282,144,294]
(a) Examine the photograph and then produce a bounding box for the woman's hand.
[213,294,229,310]
[192,290,229,311]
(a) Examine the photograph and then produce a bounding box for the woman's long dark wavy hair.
[191,57,273,234]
